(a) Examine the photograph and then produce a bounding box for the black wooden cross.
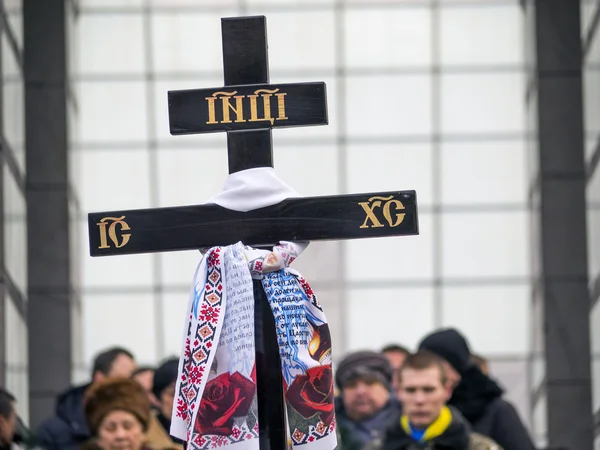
[88,16,418,450]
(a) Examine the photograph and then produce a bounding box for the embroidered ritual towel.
[171,240,337,450]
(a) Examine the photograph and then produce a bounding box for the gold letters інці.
[358,196,406,229]
[205,88,288,125]
[97,216,131,249]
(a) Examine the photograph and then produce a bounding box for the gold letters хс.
[358,196,405,229]
[205,88,288,125]
[97,216,131,249]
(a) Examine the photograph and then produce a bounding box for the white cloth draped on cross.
[170,168,337,450]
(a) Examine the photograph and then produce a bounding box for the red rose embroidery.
[286,365,335,426]
[195,369,256,436]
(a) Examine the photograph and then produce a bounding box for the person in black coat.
[418,329,536,450]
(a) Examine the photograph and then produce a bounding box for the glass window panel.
[587,206,600,280]
[526,93,538,182]
[524,1,535,73]
[346,74,433,137]
[78,81,148,143]
[346,287,435,351]
[67,4,79,79]
[531,292,545,388]
[344,8,432,68]
[594,356,600,412]
[247,0,334,4]
[242,10,335,71]
[441,285,530,354]
[80,0,143,6]
[268,76,338,142]
[487,359,530,428]
[2,35,25,172]
[2,28,19,79]
[83,293,158,364]
[440,4,523,66]
[586,136,598,164]
[532,394,547,448]
[5,0,22,50]
[581,0,597,37]
[440,72,525,135]
[5,295,28,421]
[441,141,527,205]
[68,109,82,191]
[347,142,433,206]
[81,220,154,288]
[77,13,145,74]
[80,149,151,212]
[70,300,85,381]
[587,15,600,65]
[589,163,600,204]
[72,368,89,386]
[288,241,342,284]
[83,252,154,289]
[156,146,228,207]
[157,145,338,206]
[531,352,545,397]
[151,10,237,73]
[160,251,206,286]
[273,145,339,196]
[150,0,237,5]
[4,166,27,294]
[153,78,224,146]
[584,69,600,140]
[590,301,600,358]
[441,211,529,278]
[346,213,434,282]
[161,292,192,358]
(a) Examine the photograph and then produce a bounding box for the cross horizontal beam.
[88,190,418,257]
[168,82,327,135]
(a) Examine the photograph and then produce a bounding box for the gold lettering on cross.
[205,91,245,124]
[97,216,131,249]
[248,89,276,125]
[205,88,289,125]
[358,196,405,229]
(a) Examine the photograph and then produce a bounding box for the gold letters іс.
[358,196,406,229]
[97,216,131,249]
[205,88,288,125]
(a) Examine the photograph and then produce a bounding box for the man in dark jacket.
[381,351,500,450]
[418,329,535,450]
[335,351,401,450]
[35,347,136,450]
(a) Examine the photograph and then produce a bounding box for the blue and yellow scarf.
[400,406,452,442]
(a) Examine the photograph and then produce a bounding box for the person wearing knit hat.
[418,328,537,450]
[82,377,152,450]
[418,328,471,389]
[334,351,400,450]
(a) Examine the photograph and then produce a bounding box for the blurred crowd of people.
[0,328,537,450]
[0,350,184,450]
[335,328,535,450]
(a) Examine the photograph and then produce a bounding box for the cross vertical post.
[220,16,285,450]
